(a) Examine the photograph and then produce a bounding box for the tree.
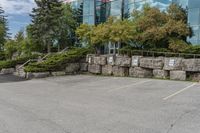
[30,0,63,53]
[57,4,78,51]
[0,6,8,50]
[76,24,93,46]
[131,4,192,50]
[108,19,135,44]
[26,24,44,53]
[76,17,136,53]
[14,29,25,55]
[4,40,17,59]
[168,38,189,53]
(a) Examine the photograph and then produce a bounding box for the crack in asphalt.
[166,110,191,133]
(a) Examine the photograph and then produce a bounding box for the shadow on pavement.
[0,74,27,83]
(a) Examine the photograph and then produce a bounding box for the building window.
[188,8,200,25]
[108,42,121,54]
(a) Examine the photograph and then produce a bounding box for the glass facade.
[68,0,200,45]
[187,0,200,44]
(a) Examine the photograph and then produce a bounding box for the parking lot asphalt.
[0,74,199,133]
[0,74,26,83]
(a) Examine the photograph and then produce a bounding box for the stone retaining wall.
[86,54,200,81]
[7,54,200,81]
[12,62,88,79]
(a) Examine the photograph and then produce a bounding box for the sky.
[0,0,36,38]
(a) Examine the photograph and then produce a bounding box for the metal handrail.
[41,53,50,60]
[17,59,31,70]
[60,47,69,53]
[16,47,69,71]
[119,49,200,58]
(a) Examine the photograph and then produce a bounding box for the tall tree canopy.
[131,4,192,51]
[30,0,63,53]
[0,6,8,50]
[77,4,192,53]
[57,4,78,51]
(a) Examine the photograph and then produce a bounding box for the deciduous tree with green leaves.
[131,4,191,50]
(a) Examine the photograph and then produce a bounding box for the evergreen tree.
[0,6,8,50]
[57,4,78,51]
[30,0,63,53]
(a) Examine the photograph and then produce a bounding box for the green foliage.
[4,40,17,59]
[131,4,191,49]
[0,54,41,70]
[24,48,93,72]
[168,38,189,52]
[0,51,5,60]
[0,60,17,70]
[183,45,200,54]
[76,4,191,53]
[29,1,78,53]
[0,6,8,50]
[30,0,63,53]
[76,17,136,53]
[57,4,79,51]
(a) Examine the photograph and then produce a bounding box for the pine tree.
[0,6,8,50]
[30,0,63,53]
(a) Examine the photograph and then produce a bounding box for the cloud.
[0,0,36,15]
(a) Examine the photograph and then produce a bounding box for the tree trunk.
[57,44,60,52]
[47,40,51,53]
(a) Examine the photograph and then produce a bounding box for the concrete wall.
[86,54,200,81]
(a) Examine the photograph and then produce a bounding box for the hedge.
[24,48,92,72]
[0,54,41,70]
[0,51,6,61]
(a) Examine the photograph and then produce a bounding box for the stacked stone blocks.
[87,54,200,81]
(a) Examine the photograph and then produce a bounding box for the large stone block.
[190,73,200,81]
[115,56,131,67]
[93,55,107,65]
[131,56,142,67]
[170,71,186,81]
[129,67,153,78]
[153,69,169,79]
[28,72,50,79]
[112,66,129,77]
[26,72,34,79]
[86,54,96,64]
[14,65,26,78]
[102,65,113,75]
[1,68,15,74]
[51,71,66,76]
[65,63,80,74]
[106,55,115,66]
[182,59,200,72]
[164,58,183,70]
[80,63,88,72]
[14,68,26,78]
[140,57,164,69]
[88,64,101,74]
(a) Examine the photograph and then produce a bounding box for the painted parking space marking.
[108,80,152,92]
[163,83,197,100]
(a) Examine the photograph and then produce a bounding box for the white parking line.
[108,80,152,92]
[163,83,197,100]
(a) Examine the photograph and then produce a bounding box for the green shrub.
[0,54,41,70]
[183,45,200,54]
[24,48,93,72]
[0,51,6,61]
[0,60,17,70]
